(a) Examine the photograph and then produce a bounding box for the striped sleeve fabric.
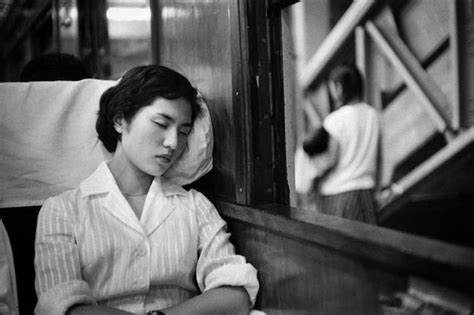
[0,219,19,315]
[193,190,259,306]
[34,196,96,315]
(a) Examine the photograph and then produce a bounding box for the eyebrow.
[155,113,192,128]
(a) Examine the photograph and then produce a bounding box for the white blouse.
[34,162,259,315]
[321,103,380,195]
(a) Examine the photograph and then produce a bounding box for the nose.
[163,128,178,150]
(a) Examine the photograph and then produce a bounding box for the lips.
[156,155,171,163]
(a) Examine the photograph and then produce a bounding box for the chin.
[139,157,175,177]
[145,164,170,177]
[149,168,167,177]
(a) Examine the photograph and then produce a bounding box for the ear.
[113,115,125,134]
[329,81,344,104]
[334,81,343,96]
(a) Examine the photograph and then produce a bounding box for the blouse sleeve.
[34,196,96,315]
[0,219,18,315]
[192,190,259,306]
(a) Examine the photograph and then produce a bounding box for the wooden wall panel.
[153,0,245,202]
[229,221,382,314]
[217,202,474,314]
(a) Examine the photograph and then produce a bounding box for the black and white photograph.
[1,0,473,314]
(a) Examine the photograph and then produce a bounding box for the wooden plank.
[215,201,474,290]
[366,21,454,139]
[355,26,368,94]
[449,0,461,131]
[231,0,251,204]
[407,277,473,314]
[379,128,474,220]
[373,4,399,36]
[395,128,474,195]
[450,0,474,129]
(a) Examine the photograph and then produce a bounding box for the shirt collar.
[80,161,188,198]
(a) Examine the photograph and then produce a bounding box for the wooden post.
[355,25,370,104]
[449,0,461,131]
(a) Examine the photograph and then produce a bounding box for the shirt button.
[136,280,147,290]
[136,248,147,257]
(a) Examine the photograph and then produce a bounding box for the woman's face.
[115,97,192,177]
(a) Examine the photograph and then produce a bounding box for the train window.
[56,0,152,79]
[105,0,152,79]
[1,0,472,248]
[56,0,79,57]
[290,0,474,248]
[278,1,353,209]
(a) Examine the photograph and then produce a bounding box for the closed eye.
[154,121,168,128]
[179,128,191,136]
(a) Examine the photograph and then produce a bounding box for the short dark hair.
[302,126,329,156]
[328,64,364,104]
[96,65,201,153]
[20,53,90,81]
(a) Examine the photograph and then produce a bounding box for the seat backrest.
[1,206,41,315]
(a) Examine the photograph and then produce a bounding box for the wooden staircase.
[301,0,474,245]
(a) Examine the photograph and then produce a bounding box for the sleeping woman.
[34,65,259,315]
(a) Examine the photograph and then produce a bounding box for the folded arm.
[193,191,259,312]
[161,286,249,315]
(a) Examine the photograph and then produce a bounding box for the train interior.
[1,0,473,314]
